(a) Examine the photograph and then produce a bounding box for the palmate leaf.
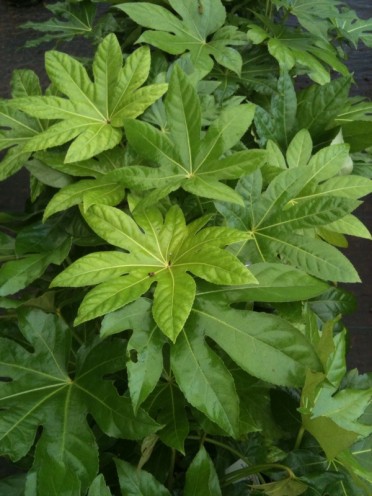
[11,34,168,163]
[248,21,348,85]
[0,309,159,495]
[217,154,362,283]
[21,1,98,47]
[117,0,245,76]
[113,66,265,206]
[0,70,45,180]
[188,293,322,388]
[52,203,255,341]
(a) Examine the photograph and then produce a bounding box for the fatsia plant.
[0,0,372,495]
[10,33,168,163]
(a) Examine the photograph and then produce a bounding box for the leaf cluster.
[0,0,371,495]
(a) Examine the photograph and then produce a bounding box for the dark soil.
[0,0,371,372]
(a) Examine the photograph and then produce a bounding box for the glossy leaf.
[116,66,263,205]
[11,35,167,162]
[219,162,361,282]
[52,204,255,341]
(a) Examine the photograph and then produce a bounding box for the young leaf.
[52,204,255,341]
[115,66,264,206]
[184,447,222,496]
[11,35,167,162]
[0,309,159,494]
[118,0,244,75]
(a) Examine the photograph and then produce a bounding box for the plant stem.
[294,425,305,450]
[166,448,176,491]
[187,435,249,463]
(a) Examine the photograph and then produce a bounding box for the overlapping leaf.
[112,66,265,206]
[117,0,246,75]
[247,20,348,85]
[300,324,372,460]
[0,309,159,495]
[217,149,363,282]
[52,203,255,341]
[0,70,45,180]
[188,293,322,387]
[11,34,168,162]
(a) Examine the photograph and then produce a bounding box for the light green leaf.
[74,272,154,326]
[53,204,254,340]
[43,178,124,220]
[153,270,196,343]
[115,458,171,496]
[12,35,167,162]
[317,175,372,199]
[286,129,313,168]
[120,68,261,205]
[266,139,287,169]
[326,215,371,239]
[191,294,322,386]
[184,447,222,496]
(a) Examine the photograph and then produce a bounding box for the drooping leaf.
[51,204,255,341]
[118,0,245,76]
[0,309,159,494]
[11,35,168,162]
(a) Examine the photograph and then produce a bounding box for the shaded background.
[0,0,371,371]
